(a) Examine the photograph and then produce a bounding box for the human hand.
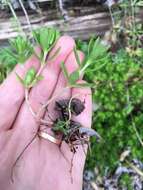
[0,36,92,190]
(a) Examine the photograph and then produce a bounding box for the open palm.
[0,36,92,190]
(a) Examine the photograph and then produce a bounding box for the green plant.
[0,47,17,83]
[119,173,132,190]
[108,0,143,54]
[77,44,143,175]
[74,2,143,177]
[0,28,107,168]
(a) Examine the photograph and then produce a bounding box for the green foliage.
[0,65,7,84]
[0,27,60,85]
[110,0,143,53]
[52,119,68,135]
[75,1,143,178]
[81,47,143,174]
[61,38,108,88]
[0,36,33,65]
[33,27,60,63]
[10,36,33,64]
[119,173,132,190]
[0,47,17,83]
[16,67,41,88]
[0,47,17,67]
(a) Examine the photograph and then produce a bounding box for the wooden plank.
[0,5,143,43]
[0,7,112,41]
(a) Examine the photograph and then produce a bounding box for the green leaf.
[48,47,61,61]
[0,48,17,67]
[70,82,94,88]
[36,75,44,81]
[15,73,25,86]
[76,39,88,54]
[61,61,69,80]
[53,119,68,135]
[30,75,44,87]
[125,104,134,115]
[40,29,49,51]
[9,36,33,64]
[69,70,80,85]
[24,67,36,88]
[74,47,81,66]
[47,28,57,46]
[33,27,60,54]
[88,37,95,56]
[89,38,108,60]
[33,30,40,45]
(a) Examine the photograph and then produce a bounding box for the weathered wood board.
[0,2,143,45]
[0,5,111,43]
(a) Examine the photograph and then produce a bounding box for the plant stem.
[24,52,57,124]
[25,88,37,118]
[130,0,136,48]
[25,88,53,126]
[58,0,69,21]
[37,86,70,118]
[36,64,44,78]
[40,119,53,125]
[11,132,38,182]
[108,5,115,27]
[42,51,48,65]
[80,60,91,75]
[132,119,143,147]
[7,1,23,33]
[126,160,143,178]
[18,0,33,34]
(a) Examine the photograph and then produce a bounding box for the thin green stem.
[130,0,137,48]
[132,119,143,147]
[25,88,37,118]
[37,86,70,118]
[42,51,48,65]
[7,1,23,33]
[108,6,115,27]
[18,0,33,34]
[80,60,91,75]
[126,160,143,178]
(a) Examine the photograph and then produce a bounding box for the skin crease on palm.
[0,36,92,190]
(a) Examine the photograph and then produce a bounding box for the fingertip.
[49,35,75,58]
[59,35,75,47]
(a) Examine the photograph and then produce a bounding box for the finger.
[39,51,85,176]
[34,51,85,187]
[0,48,41,131]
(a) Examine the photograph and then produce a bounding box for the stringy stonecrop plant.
[0,26,107,127]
